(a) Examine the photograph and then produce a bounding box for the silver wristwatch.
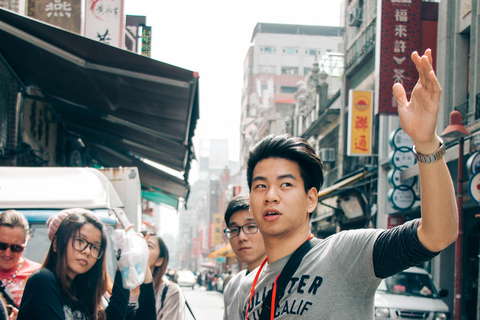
[412,138,445,164]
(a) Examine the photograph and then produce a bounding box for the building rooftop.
[251,22,344,42]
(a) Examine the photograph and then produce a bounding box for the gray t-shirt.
[223,269,247,320]
[237,228,383,319]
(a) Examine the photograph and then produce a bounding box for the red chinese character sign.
[348,90,373,156]
[376,0,421,114]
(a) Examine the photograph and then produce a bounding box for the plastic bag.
[111,229,149,290]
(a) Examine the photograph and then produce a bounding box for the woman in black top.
[17,208,155,320]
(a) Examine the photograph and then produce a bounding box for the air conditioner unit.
[348,8,363,27]
[320,148,336,162]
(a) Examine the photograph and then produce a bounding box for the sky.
[125,0,343,164]
[124,0,343,236]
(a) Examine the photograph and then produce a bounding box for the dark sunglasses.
[0,241,27,253]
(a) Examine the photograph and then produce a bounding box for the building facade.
[239,23,344,183]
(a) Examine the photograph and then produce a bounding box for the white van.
[375,267,449,320]
[0,167,131,277]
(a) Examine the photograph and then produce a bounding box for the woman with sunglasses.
[0,210,41,315]
[17,208,154,320]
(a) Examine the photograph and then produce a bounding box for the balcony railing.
[346,18,376,69]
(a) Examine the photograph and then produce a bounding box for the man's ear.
[307,187,318,214]
[155,257,164,267]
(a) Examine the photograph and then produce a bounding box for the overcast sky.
[124,0,343,234]
[125,0,343,163]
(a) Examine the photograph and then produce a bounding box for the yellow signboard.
[213,213,223,245]
[347,90,373,156]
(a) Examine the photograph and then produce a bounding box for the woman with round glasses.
[17,208,152,320]
[0,210,41,315]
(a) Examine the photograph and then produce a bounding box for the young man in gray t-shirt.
[238,49,458,320]
[223,194,266,320]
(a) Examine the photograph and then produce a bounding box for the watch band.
[413,139,445,164]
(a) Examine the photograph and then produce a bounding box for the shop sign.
[31,0,81,34]
[389,148,416,170]
[388,187,417,211]
[84,0,124,47]
[388,168,416,188]
[347,90,373,156]
[468,171,480,205]
[467,151,480,176]
[213,213,223,245]
[376,0,421,114]
[389,128,413,149]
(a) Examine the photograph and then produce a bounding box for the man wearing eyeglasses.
[223,194,266,320]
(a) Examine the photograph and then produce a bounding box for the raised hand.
[393,49,442,153]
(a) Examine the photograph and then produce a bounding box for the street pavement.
[183,285,224,320]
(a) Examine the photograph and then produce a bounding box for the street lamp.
[441,110,471,320]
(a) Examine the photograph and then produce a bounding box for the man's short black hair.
[246,134,324,193]
[224,194,250,227]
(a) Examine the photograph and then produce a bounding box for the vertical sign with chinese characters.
[84,0,125,48]
[377,0,421,114]
[191,238,198,258]
[141,26,152,57]
[30,0,81,34]
[348,90,373,156]
[213,213,223,245]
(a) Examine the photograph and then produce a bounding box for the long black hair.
[142,231,169,293]
[42,209,108,320]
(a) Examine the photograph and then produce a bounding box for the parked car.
[177,270,196,289]
[375,267,449,320]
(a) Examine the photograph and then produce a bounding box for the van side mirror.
[439,289,448,298]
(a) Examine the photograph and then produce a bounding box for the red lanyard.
[245,234,313,320]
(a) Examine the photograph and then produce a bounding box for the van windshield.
[377,271,439,298]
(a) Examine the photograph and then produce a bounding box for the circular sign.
[389,128,413,150]
[468,171,480,205]
[467,151,480,176]
[388,169,416,188]
[388,187,417,211]
[389,148,416,170]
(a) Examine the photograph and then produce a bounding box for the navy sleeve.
[133,282,156,320]
[105,270,129,320]
[17,269,66,320]
[373,219,440,279]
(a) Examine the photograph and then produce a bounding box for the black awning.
[91,144,189,202]
[0,7,199,200]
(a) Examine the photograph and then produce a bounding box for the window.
[306,49,317,56]
[304,67,312,75]
[281,67,299,75]
[283,47,297,55]
[280,86,297,93]
[259,65,276,74]
[261,46,276,54]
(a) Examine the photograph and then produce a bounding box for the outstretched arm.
[393,49,457,252]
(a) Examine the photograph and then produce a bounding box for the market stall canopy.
[0,7,199,205]
[207,244,232,259]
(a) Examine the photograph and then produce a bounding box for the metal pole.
[454,137,464,320]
